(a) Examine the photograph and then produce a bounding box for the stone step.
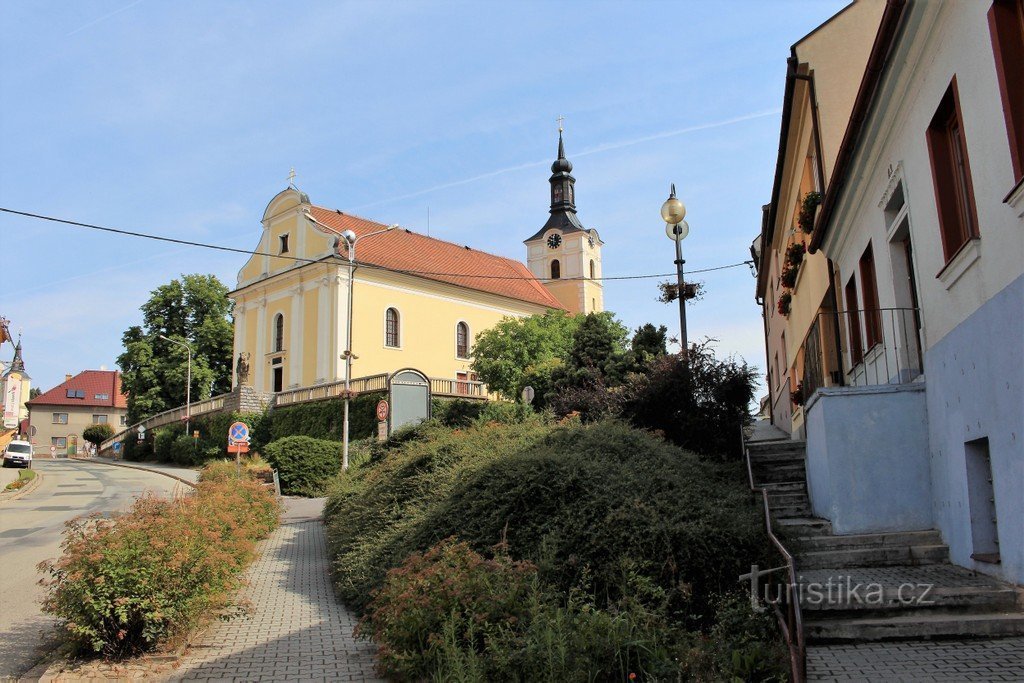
[746,440,806,455]
[749,451,806,465]
[760,481,807,494]
[755,469,808,486]
[798,544,950,570]
[777,517,833,537]
[771,504,814,519]
[799,584,1020,614]
[768,492,811,507]
[805,611,1024,643]
[796,530,943,551]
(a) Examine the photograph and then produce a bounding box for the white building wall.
[817,1,1024,583]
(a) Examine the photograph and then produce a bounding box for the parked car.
[2,440,33,468]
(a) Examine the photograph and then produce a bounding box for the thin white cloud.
[66,0,144,37]
[352,108,781,211]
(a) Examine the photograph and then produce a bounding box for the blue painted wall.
[925,276,1023,585]
[805,383,933,534]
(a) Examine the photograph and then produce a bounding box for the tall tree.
[470,310,582,400]
[117,274,234,423]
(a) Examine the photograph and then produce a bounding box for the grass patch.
[4,468,37,491]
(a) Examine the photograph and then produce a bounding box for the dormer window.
[279,234,290,254]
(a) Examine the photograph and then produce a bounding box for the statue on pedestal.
[236,352,251,387]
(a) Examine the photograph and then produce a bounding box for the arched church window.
[551,260,561,280]
[274,313,284,352]
[589,260,595,279]
[456,322,470,359]
[385,308,400,348]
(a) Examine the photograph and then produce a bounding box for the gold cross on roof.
[287,168,297,186]
[557,115,564,133]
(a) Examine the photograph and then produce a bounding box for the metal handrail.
[741,427,806,683]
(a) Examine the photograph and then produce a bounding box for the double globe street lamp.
[661,184,690,355]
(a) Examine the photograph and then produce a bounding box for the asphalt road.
[0,459,186,680]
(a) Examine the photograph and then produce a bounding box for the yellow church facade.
[230,134,603,395]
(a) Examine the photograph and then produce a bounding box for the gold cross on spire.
[557,115,565,133]
[287,168,297,187]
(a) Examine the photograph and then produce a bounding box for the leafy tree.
[82,424,115,448]
[117,274,234,423]
[620,339,757,458]
[630,323,668,370]
[29,387,42,399]
[470,310,582,400]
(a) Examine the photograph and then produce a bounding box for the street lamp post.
[159,335,193,437]
[661,184,690,355]
[304,211,394,470]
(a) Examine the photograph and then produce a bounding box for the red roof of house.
[306,206,564,310]
[26,370,127,409]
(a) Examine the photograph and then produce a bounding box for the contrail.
[351,108,781,211]
[66,0,144,37]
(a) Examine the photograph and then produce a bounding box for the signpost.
[228,421,251,469]
[521,386,536,405]
[137,425,146,441]
[50,445,56,457]
[113,441,122,456]
[376,399,389,441]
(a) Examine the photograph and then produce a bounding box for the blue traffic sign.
[229,421,250,444]
[113,442,122,452]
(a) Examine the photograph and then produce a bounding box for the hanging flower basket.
[798,191,822,234]
[777,292,792,317]
[780,264,798,289]
[786,242,806,267]
[791,382,805,406]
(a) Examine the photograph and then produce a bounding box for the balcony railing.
[801,308,922,401]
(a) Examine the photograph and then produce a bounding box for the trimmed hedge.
[39,466,279,657]
[264,435,343,496]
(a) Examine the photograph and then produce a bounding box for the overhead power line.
[1,207,752,283]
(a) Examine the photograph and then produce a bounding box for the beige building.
[230,133,601,396]
[27,370,128,455]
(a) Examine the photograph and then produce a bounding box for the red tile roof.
[306,206,564,310]
[27,370,127,409]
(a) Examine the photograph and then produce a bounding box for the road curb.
[0,468,43,505]
[69,456,197,489]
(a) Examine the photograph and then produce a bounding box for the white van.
[2,440,33,468]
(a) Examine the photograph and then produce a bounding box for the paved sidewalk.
[807,637,1024,681]
[171,500,381,682]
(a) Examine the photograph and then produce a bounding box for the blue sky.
[0,0,848,396]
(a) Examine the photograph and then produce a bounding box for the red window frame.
[926,78,980,265]
[989,0,1024,184]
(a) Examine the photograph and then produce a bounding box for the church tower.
[524,131,603,314]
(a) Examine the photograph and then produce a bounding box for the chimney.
[65,373,72,383]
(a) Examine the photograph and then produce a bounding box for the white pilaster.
[316,276,330,383]
[254,297,267,392]
[288,285,304,388]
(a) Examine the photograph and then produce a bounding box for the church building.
[230,134,603,395]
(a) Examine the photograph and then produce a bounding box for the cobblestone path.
[807,637,1024,681]
[172,518,382,682]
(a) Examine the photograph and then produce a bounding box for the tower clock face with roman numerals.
[547,233,562,249]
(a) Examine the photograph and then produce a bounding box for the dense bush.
[620,341,757,459]
[263,435,342,496]
[359,538,688,681]
[39,467,279,658]
[267,393,382,445]
[325,419,769,621]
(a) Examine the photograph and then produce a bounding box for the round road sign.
[521,386,536,405]
[50,445,56,455]
[228,421,250,444]
[376,399,389,422]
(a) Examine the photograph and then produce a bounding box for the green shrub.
[620,341,757,459]
[264,435,342,496]
[431,398,485,428]
[153,428,176,462]
[82,424,115,449]
[266,393,383,444]
[39,467,279,658]
[325,420,769,621]
[361,537,688,680]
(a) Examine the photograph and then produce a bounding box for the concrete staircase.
[747,438,1024,645]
